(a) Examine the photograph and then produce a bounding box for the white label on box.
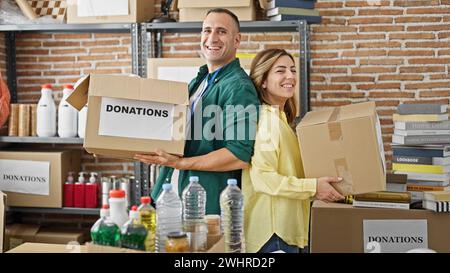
[77,0,129,17]
[363,219,428,253]
[99,97,174,141]
[0,159,50,195]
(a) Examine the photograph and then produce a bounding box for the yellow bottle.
[138,196,157,252]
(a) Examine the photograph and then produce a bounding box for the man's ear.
[235,33,241,49]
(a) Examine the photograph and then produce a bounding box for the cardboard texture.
[296,101,386,196]
[310,201,450,253]
[0,150,81,208]
[85,234,224,253]
[147,57,301,117]
[4,224,87,252]
[67,0,155,24]
[67,75,188,159]
[7,242,87,253]
[177,0,256,22]
[0,191,5,253]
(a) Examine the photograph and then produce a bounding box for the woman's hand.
[315,177,345,202]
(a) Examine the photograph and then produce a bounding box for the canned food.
[166,231,189,253]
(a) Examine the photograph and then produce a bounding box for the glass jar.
[166,231,189,253]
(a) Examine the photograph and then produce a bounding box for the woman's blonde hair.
[250,48,297,125]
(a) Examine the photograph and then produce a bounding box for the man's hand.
[315,177,345,203]
[134,149,183,169]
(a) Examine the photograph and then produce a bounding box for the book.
[386,173,408,183]
[423,191,450,201]
[397,104,448,115]
[394,121,450,130]
[393,163,450,174]
[407,179,450,187]
[392,134,450,145]
[386,182,407,192]
[410,191,424,201]
[267,0,316,10]
[268,14,322,22]
[354,191,411,203]
[422,200,450,212]
[394,171,450,182]
[394,129,450,136]
[392,113,449,122]
[406,184,450,192]
[392,145,450,157]
[393,155,450,165]
[267,7,320,17]
[352,200,410,210]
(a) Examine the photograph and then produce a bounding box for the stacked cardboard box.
[177,0,256,22]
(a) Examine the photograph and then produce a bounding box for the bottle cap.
[63,84,74,90]
[109,189,125,198]
[102,204,110,209]
[227,179,237,186]
[162,183,172,191]
[141,196,151,204]
[78,175,85,183]
[189,176,199,183]
[89,173,97,183]
[41,84,53,89]
[131,205,138,211]
[167,231,187,239]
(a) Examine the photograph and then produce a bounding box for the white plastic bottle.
[58,84,78,138]
[36,84,56,137]
[109,189,129,228]
[78,104,87,138]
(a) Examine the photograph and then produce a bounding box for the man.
[134,8,260,214]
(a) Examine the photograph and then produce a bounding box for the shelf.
[144,20,317,33]
[0,136,83,144]
[0,23,133,32]
[7,207,100,215]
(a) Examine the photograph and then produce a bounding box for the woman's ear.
[262,80,267,89]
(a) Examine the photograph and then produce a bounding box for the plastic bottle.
[220,178,244,253]
[36,84,56,137]
[138,196,157,252]
[109,189,129,228]
[78,104,87,138]
[90,204,120,247]
[182,176,207,252]
[63,172,75,207]
[58,84,78,138]
[121,206,148,251]
[85,172,99,208]
[155,183,183,253]
[73,172,86,208]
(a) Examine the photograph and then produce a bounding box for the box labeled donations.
[67,75,188,159]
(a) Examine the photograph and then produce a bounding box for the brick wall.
[0,33,6,80]
[8,1,450,176]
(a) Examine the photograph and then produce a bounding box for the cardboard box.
[296,101,386,196]
[177,0,256,22]
[0,191,5,253]
[0,150,81,208]
[147,57,301,117]
[7,242,87,253]
[310,201,450,253]
[4,224,87,252]
[85,234,224,253]
[67,0,155,24]
[67,75,188,159]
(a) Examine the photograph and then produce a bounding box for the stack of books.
[263,0,321,22]
[422,191,450,212]
[386,173,407,192]
[352,191,411,210]
[391,103,450,203]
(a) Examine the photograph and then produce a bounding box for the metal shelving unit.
[0,136,83,144]
[7,207,100,215]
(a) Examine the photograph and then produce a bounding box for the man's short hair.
[206,8,240,32]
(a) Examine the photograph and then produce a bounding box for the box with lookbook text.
[67,74,188,159]
[296,101,386,196]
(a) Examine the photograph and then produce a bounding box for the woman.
[243,49,344,253]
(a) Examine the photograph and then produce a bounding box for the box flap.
[178,0,251,8]
[6,242,87,253]
[0,191,5,253]
[67,75,90,111]
[312,200,352,209]
[6,224,40,238]
[299,101,377,128]
[89,75,189,106]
